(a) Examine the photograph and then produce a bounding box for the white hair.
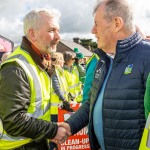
[93,0,135,32]
[23,8,61,37]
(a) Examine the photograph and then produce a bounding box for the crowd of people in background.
[1,0,150,150]
[50,50,85,149]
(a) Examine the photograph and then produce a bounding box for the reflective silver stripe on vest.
[2,134,26,141]
[8,54,47,118]
[146,115,150,147]
[145,115,150,129]
[17,55,43,117]
[51,102,59,106]
[1,53,51,142]
[52,91,67,95]
[69,83,80,89]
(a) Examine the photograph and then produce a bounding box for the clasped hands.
[51,122,71,144]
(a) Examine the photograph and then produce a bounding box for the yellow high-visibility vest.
[64,66,82,103]
[0,46,51,149]
[51,67,69,115]
[139,114,150,150]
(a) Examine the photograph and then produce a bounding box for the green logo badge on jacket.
[124,64,133,74]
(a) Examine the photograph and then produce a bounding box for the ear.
[113,17,123,32]
[28,28,37,42]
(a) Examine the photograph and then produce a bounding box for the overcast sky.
[0,0,150,45]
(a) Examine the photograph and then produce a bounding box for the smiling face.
[34,15,60,54]
[91,4,116,54]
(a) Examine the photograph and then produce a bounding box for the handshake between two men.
[51,122,71,144]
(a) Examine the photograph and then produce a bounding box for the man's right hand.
[52,122,71,144]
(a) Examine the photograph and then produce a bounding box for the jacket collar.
[20,36,52,76]
[116,32,142,54]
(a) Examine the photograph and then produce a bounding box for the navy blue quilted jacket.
[66,32,150,150]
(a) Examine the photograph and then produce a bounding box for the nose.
[55,31,61,40]
[91,25,96,34]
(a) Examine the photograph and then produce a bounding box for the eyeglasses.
[51,58,57,61]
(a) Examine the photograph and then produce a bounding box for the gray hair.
[23,8,61,37]
[63,51,76,65]
[93,0,135,31]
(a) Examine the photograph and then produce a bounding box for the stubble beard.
[47,46,56,54]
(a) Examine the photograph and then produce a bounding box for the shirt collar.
[20,36,52,76]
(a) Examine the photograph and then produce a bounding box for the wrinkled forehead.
[40,14,60,28]
[50,17,60,28]
[94,4,105,20]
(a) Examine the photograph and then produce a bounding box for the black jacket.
[0,37,57,150]
[66,33,150,150]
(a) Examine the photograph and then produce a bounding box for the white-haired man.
[0,8,70,150]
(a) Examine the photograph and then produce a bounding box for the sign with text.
[58,103,90,150]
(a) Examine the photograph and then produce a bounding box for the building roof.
[60,39,93,57]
